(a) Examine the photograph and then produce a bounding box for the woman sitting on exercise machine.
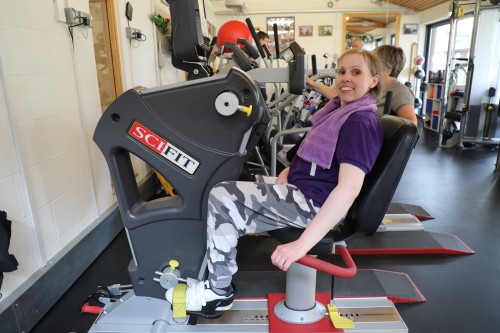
[166,49,384,316]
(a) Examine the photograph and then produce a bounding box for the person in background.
[372,45,417,124]
[352,37,364,49]
[307,45,418,125]
[166,49,384,316]
[256,31,270,101]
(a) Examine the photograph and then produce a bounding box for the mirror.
[342,12,401,50]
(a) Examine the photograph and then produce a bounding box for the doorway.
[89,0,123,112]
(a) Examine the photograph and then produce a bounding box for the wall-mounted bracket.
[126,27,142,39]
[64,7,93,27]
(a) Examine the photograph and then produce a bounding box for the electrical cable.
[67,7,89,44]
[68,23,85,44]
[65,14,100,220]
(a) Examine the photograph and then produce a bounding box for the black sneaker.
[166,280,236,316]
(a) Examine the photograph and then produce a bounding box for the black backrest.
[345,115,418,235]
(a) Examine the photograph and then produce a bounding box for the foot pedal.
[171,284,223,320]
[328,303,355,329]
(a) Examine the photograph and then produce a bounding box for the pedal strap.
[172,284,187,318]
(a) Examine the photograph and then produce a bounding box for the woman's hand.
[306,77,337,100]
[276,167,290,185]
[306,76,316,90]
[271,240,308,271]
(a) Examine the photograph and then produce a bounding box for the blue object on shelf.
[432,115,439,130]
[426,99,433,114]
[436,85,443,99]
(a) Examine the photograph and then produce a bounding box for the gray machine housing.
[93,68,270,299]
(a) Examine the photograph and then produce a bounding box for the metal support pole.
[457,0,482,145]
[438,0,459,147]
[496,146,500,172]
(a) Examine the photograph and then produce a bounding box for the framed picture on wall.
[299,25,313,37]
[318,25,333,37]
[266,17,295,57]
[403,24,418,35]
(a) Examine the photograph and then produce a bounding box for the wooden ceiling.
[346,0,449,35]
[346,14,398,35]
[390,0,449,12]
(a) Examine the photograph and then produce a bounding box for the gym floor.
[31,129,500,333]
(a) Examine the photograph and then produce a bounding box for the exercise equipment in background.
[438,0,500,151]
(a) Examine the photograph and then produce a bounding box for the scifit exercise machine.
[89,1,419,332]
[90,69,417,331]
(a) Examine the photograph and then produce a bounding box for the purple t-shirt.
[288,111,383,207]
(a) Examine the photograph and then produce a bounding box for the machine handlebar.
[384,91,393,115]
[273,24,280,59]
[245,18,266,59]
[296,245,357,278]
[223,42,254,72]
[311,54,317,75]
[262,44,272,59]
[237,38,259,60]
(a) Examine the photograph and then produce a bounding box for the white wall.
[0,0,183,304]
[0,0,98,299]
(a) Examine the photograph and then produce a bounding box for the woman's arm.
[271,163,365,270]
[306,76,338,100]
[395,103,418,125]
[276,167,290,185]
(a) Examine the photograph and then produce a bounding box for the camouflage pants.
[206,180,320,289]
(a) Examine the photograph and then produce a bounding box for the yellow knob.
[241,105,252,117]
[457,6,465,17]
[169,260,179,269]
[487,105,494,111]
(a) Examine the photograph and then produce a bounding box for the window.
[425,15,474,85]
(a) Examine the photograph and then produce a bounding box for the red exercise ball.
[217,20,252,51]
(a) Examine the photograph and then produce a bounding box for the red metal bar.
[296,246,357,278]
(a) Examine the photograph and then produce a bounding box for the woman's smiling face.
[336,53,379,106]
